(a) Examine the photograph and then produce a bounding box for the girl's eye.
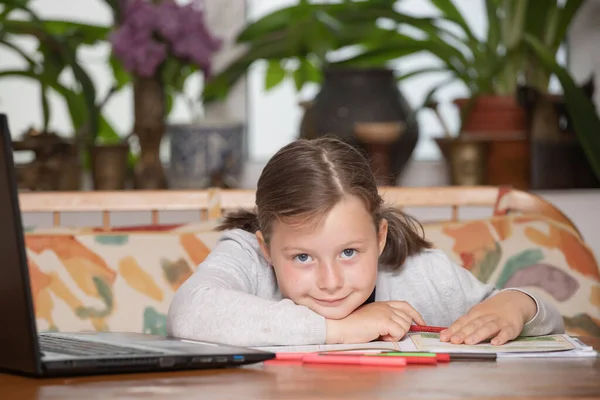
[294,253,313,263]
[341,249,357,259]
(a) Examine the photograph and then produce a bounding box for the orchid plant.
[109,0,222,121]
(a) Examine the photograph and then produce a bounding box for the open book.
[253,333,597,358]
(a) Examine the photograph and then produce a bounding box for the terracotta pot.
[454,95,527,134]
[91,142,130,190]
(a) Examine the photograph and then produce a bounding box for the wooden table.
[2,337,600,400]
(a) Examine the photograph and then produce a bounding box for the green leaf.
[293,59,308,91]
[292,58,320,91]
[396,66,448,82]
[417,75,457,109]
[552,0,584,52]
[484,0,500,55]
[524,34,600,181]
[2,19,110,45]
[430,0,476,41]
[109,55,131,90]
[502,0,528,50]
[496,249,544,288]
[96,115,121,145]
[265,60,286,90]
[237,4,311,43]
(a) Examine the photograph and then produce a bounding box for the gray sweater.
[166,229,565,347]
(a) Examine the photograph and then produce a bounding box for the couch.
[19,186,600,338]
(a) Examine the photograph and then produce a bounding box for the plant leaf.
[265,60,286,90]
[396,66,448,82]
[109,55,131,90]
[524,34,600,181]
[430,0,476,41]
[552,0,584,52]
[418,75,457,109]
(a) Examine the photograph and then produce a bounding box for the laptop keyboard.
[39,334,166,357]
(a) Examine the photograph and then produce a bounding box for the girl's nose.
[316,262,344,293]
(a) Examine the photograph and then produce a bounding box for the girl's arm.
[430,250,565,344]
[166,235,326,347]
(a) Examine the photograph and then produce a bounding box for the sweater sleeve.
[431,250,564,336]
[166,233,326,347]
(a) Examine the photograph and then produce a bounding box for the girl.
[167,137,564,347]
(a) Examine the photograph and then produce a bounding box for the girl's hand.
[326,301,426,344]
[439,291,537,346]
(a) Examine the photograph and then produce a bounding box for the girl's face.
[256,195,388,320]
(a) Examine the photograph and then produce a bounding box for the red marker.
[302,354,407,367]
[409,324,446,333]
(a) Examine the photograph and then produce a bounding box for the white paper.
[253,335,418,354]
[253,333,597,359]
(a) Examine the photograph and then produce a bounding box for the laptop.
[0,114,275,377]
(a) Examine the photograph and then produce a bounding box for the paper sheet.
[411,333,579,353]
[254,336,418,354]
[253,333,597,358]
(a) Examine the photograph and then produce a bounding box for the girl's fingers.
[440,312,476,342]
[491,325,518,346]
[452,315,497,344]
[462,319,501,345]
[388,301,426,326]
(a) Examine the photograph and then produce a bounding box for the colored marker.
[409,325,447,333]
[382,351,496,361]
[318,352,438,365]
[302,354,407,367]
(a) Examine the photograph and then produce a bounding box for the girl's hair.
[216,136,432,270]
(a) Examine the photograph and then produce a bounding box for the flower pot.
[453,95,530,189]
[454,95,527,134]
[91,142,130,190]
[167,120,245,189]
[299,67,419,185]
[435,137,489,186]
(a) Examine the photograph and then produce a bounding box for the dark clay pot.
[299,67,419,185]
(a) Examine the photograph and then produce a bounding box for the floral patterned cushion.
[423,215,600,337]
[24,214,600,337]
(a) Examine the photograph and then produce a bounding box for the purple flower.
[155,0,181,42]
[111,0,222,78]
[122,0,157,32]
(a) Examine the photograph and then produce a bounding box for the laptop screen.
[0,113,42,374]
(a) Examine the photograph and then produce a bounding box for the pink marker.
[301,354,407,367]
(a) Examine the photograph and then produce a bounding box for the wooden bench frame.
[18,186,580,238]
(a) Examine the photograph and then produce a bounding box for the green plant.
[0,0,121,148]
[202,0,403,103]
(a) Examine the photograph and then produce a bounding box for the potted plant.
[201,0,425,186]
[0,0,128,190]
[108,0,223,189]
